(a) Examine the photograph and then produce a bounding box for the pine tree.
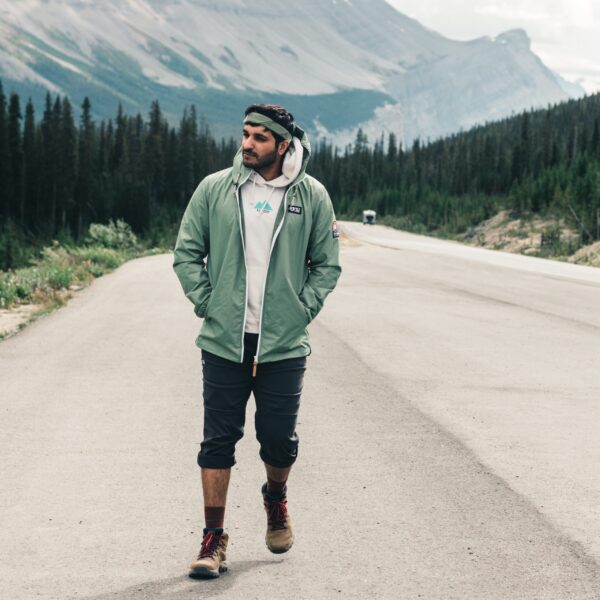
[591,118,600,158]
[0,81,11,222]
[59,97,77,234]
[8,93,24,226]
[23,98,38,231]
[40,93,56,234]
[76,97,94,239]
[178,106,197,206]
[112,104,125,172]
[143,100,166,232]
[51,96,63,232]
[164,126,178,211]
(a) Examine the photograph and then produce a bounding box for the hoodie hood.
[248,137,304,188]
[232,128,312,188]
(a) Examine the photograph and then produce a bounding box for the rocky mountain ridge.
[0,0,584,144]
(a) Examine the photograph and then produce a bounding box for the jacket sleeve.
[172,180,212,318]
[299,185,342,323]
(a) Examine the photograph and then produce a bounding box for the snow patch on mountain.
[0,58,61,94]
[0,0,585,145]
[0,0,397,95]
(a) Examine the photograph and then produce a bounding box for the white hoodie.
[240,138,303,334]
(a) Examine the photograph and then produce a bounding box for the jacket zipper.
[253,184,297,376]
[234,172,252,363]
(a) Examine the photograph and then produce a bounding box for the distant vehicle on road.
[362,209,376,225]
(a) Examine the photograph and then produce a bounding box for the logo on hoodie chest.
[254,200,273,214]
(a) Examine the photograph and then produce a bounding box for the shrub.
[0,273,18,308]
[85,219,139,251]
[540,224,562,252]
[0,242,111,308]
[0,262,75,309]
[45,265,74,289]
[73,246,124,272]
[538,223,580,257]
[35,243,75,269]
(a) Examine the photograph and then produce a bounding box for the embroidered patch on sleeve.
[332,219,339,239]
[288,205,302,214]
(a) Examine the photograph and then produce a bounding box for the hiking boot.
[262,482,294,554]
[189,528,228,579]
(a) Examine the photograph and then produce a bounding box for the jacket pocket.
[297,296,311,325]
[293,294,310,327]
[195,291,213,319]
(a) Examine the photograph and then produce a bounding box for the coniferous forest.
[309,93,600,243]
[1,78,600,271]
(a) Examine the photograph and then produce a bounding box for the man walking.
[173,104,341,578]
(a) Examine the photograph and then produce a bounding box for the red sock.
[267,477,287,497]
[204,506,225,530]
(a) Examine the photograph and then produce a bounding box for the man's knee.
[256,425,299,468]
[198,420,245,468]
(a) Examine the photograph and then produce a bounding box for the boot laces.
[265,495,288,530]
[198,531,222,559]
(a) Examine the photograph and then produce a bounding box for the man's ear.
[278,140,290,156]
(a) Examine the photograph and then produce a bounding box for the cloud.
[565,0,597,29]
[384,0,600,92]
[477,3,557,22]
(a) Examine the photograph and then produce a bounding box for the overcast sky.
[385,0,600,94]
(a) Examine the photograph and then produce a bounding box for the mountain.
[0,0,585,145]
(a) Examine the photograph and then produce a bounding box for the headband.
[243,112,293,142]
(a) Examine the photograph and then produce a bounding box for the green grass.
[0,243,131,309]
[0,220,171,311]
[0,220,177,341]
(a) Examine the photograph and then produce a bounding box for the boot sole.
[188,562,228,579]
[266,538,294,554]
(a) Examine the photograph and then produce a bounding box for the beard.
[242,147,278,171]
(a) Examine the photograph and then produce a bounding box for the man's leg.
[202,468,231,529]
[189,348,252,578]
[264,463,291,497]
[197,347,253,524]
[254,355,307,553]
[254,356,307,470]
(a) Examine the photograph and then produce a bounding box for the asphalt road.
[1,223,600,599]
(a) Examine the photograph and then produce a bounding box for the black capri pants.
[198,333,307,469]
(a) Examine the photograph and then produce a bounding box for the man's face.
[241,124,287,171]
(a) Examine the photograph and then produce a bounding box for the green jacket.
[173,130,341,364]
